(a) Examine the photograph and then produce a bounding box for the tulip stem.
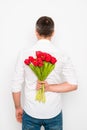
[35,84,46,103]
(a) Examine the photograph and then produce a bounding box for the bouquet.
[24,51,57,103]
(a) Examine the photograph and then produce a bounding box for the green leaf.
[29,64,41,80]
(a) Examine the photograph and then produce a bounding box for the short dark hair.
[36,16,54,37]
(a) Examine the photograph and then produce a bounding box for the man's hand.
[36,80,49,91]
[15,107,23,123]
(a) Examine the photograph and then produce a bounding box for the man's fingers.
[16,115,22,123]
[16,112,22,119]
[36,80,49,90]
[16,115,22,118]
[37,80,46,84]
[36,84,42,90]
[17,118,22,123]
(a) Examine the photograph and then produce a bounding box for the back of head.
[36,16,54,37]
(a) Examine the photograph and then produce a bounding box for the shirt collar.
[37,39,51,44]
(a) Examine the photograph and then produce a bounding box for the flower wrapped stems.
[24,51,57,103]
[36,83,46,102]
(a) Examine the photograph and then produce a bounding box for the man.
[12,16,78,130]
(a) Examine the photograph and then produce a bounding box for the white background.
[0,0,87,130]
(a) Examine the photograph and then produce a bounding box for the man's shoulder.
[54,49,71,63]
[18,46,35,60]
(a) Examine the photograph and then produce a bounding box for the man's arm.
[36,81,77,93]
[12,92,21,108]
[12,92,23,123]
[12,51,24,123]
[45,82,77,92]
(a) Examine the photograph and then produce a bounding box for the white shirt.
[12,39,77,119]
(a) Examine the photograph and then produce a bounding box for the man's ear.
[35,30,38,36]
[35,30,40,39]
[51,31,55,37]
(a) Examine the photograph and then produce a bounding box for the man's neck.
[38,36,51,41]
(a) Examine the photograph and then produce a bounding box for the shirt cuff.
[11,85,22,92]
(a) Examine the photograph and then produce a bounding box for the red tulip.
[32,59,38,66]
[51,57,57,64]
[45,54,52,62]
[24,59,30,65]
[36,51,42,58]
[28,56,34,62]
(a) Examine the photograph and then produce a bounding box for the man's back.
[15,39,62,119]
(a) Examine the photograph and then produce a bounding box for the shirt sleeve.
[11,51,24,92]
[61,55,78,85]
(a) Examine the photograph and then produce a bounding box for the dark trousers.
[22,110,63,130]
